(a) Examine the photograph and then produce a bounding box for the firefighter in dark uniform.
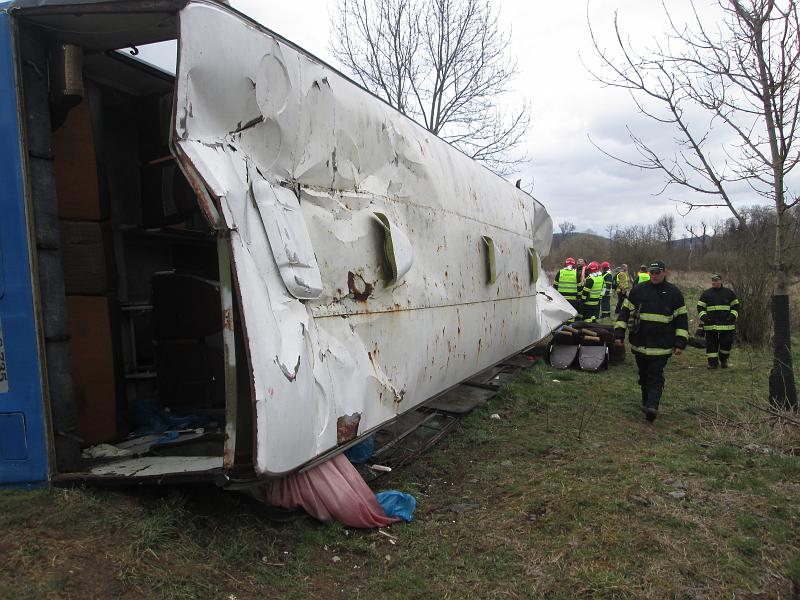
[554,257,581,318]
[580,261,604,323]
[697,273,740,369]
[614,260,689,422]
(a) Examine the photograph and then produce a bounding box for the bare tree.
[559,221,577,241]
[331,0,529,174]
[588,0,798,408]
[655,213,676,249]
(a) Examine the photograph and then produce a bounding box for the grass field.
[1,277,798,599]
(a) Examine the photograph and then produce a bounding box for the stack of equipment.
[549,322,623,371]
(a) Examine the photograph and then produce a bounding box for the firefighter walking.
[697,273,740,369]
[614,260,688,422]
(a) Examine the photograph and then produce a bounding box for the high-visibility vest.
[556,268,578,299]
[637,272,650,284]
[584,274,604,305]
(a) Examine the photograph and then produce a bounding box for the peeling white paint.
[89,456,222,477]
[174,1,575,475]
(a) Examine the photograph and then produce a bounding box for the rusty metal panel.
[173,1,575,475]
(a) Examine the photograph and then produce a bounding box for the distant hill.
[552,232,695,248]
[551,231,608,246]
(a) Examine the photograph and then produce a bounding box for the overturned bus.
[0,0,573,487]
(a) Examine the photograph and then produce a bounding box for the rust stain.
[347,271,373,302]
[477,338,482,356]
[337,413,361,444]
[223,307,234,331]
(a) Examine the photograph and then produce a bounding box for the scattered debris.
[668,491,687,500]
[743,443,771,454]
[377,529,397,541]
[332,556,341,563]
[80,444,131,459]
[447,503,479,514]
[490,413,501,420]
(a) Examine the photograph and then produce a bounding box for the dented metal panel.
[173,1,574,475]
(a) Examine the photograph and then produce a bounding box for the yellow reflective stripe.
[614,321,628,330]
[719,349,731,356]
[730,299,740,306]
[706,351,719,358]
[706,305,731,311]
[585,300,600,306]
[697,300,707,307]
[675,328,688,338]
[730,311,738,318]
[698,311,707,318]
[707,324,736,331]
[673,306,688,317]
[640,313,673,323]
[630,345,674,356]
[623,298,635,310]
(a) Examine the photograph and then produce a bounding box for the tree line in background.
[546,205,800,348]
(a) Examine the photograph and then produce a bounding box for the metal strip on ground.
[425,385,496,414]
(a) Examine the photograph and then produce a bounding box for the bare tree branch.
[330,0,529,175]
[586,0,799,407]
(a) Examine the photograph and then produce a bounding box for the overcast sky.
[141,1,769,234]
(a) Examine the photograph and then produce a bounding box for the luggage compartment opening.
[16,23,248,480]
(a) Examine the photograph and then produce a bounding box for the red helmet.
[588,261,600,272]
[601,261,610,269]
[565,257,576,266]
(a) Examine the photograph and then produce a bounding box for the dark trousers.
[582,303,600,322]
[706,330,734,364]
[614,292,627,314]
[635,354,670,411]
[600,295,611,318]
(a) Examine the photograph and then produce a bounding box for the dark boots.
[707,358,718,369]
[640,387,658,422]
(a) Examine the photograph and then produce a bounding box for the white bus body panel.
[173,1,574,475]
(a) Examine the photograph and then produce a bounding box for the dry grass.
[1,342,799,599]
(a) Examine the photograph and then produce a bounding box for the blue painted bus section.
[0,11,50,486]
